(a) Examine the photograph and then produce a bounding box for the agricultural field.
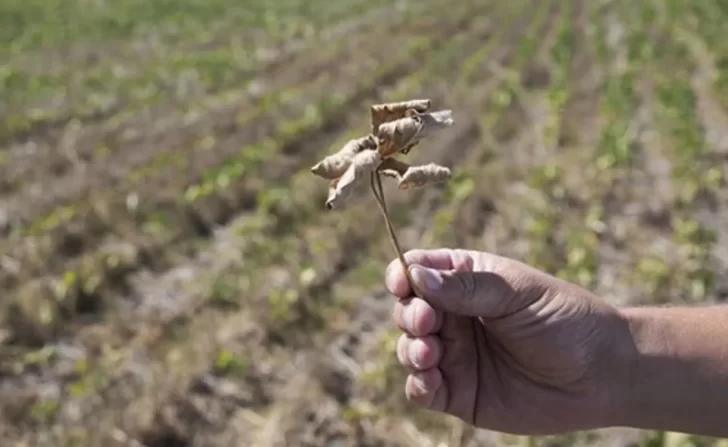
[1,0,728,445]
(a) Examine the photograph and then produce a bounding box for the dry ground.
[1,0,728,445]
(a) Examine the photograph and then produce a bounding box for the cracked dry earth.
[1,0,727,445]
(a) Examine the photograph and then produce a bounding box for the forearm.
[616,305,728,436]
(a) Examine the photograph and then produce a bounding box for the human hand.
[385,248,634,435]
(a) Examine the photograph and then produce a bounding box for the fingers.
[406,368,448,411]
[396,334,443,371]
[397,335,448,411]
[392,297,443,336]
[409,264,537,318]
[386,248,471,298]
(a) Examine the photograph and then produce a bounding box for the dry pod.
[325,149,381,209]
[379,159,452,190]
[398,163,452,189]
[376,109,454,157]
[310,134,377,180]
[370,99,431,134]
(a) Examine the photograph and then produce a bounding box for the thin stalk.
[370,170,422,295]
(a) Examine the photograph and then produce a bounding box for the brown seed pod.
[376,115,423,157]
[311,134,378,179]
[325,149,382,209]
[370,99,431,134]
[397,163,452,189]
[378,159,451,189]
[376,109,453,157]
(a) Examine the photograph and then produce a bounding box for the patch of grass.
[423,4,535,247]
[541,0,574,149]
[595,73,637,170]
[524,162,564,273]
[213,349,248,375]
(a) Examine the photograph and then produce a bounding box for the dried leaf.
[397,163,452,189]
[370,99,431,133]
[310,135,378,179]
[417,110,454,139]
[398,109,455,155]
[325,149,382,209]
[376,110,454,157]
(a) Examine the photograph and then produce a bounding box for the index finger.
[385,248,473,298]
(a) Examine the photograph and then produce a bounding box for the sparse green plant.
[29,397,61,424]
[214,349,248,375]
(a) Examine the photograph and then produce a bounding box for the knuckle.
[455,272,479,301]
[451,249,474,272]
[403,248,426,264]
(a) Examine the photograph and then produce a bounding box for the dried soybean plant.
[310,99,454,288]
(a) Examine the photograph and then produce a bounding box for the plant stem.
[370,171,418,292]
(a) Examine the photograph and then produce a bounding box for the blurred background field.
[1,0,727,445]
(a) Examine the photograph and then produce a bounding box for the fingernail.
[410,265,443,293]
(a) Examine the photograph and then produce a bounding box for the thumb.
[408,264,523,318]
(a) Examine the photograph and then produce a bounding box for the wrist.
[610,305,728,436]
[610,307,671,429]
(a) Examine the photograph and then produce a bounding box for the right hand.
[385,248,635,435]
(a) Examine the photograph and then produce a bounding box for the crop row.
[446,2,571,272]
[492,0,580,277]
[530,0,632,295]
[544,0,606,288]
[487,0,563,141]
[540,0,574,152]
[427,0,564,248]
[666,0,728,109]
[633,0,719,303]
[391,0,548,251]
